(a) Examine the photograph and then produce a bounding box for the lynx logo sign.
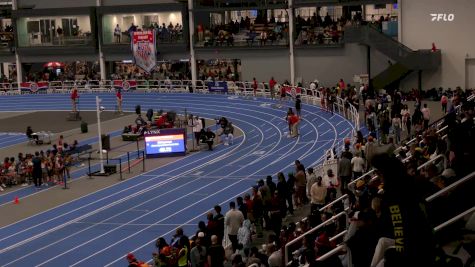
[430,13,455,22]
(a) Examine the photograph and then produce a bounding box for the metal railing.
[348,169,375,187]
[319,194,348,212]
[416,154,447,171]
[317,244,346,261]
[2,79,360,132]
[426,170,475,203]
[284,210,348,266]
[433,206,475,232]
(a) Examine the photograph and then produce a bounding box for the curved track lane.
[0,93,354,266]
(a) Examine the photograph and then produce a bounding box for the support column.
[188,0,197,89]
[15,53,22,87]
[397,0,402,43]
[288,0,295,85]
[12,0,21,89]
[2,63,9,78]
[367,45,372,93]
[97,0,106,81]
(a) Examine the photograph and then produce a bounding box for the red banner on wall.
[113,80,137,91]
[131,30,157,73]
[283,86,302,98]
[20,82,49,93]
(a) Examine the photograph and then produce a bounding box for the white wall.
[295,44,388,87]
[400,0,475,89]
[195,50,290,82]
[466,59,475,90]
[195,44,389,85]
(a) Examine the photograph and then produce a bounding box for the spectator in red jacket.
[289,113,300,137]
[269,77,277,100]
[70,87,78,112]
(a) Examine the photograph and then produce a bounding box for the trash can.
[81,121,88,133]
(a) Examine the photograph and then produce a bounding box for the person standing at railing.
[392,114,402,144]
[116,89,123,114]
[114,24,121,43]
[338,152,352,191]
[252,77,258,98]
[70,86,79,112]
[440,93,448,114]
[279,84,286,107]
[56,26,64,45]
[310,176,327,213]
[269,77,276,100]
[224,201,244,253]
[421,103,431,130]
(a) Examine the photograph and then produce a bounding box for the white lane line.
[336,120,346,126]
[107,123,325,266]
[38,123,280,267]
[74,127,311,267]
[1,127,251,265]
[1,92,354,266]
[0,122,247,253]
[72,222,196,226]
[2,102,282,263]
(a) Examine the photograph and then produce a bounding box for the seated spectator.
[220,122,234,146]
[26,126,34,139]
[202,128,216,151]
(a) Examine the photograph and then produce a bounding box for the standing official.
[71,87,79,112]
[116,89,123,114]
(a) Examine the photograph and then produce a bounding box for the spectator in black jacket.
[372,153,436,267]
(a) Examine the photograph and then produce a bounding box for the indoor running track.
[0,93,354,266]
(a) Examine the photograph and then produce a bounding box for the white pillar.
[99,48,106,81]
[15,53,22,90]
[188,0,197,89]
[3,63,9,78]
[97,0,106,81]
[288,0,295,86]
[12,0,21,89]
[96,96,105,173]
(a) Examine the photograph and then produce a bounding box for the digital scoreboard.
[144,128,186,157]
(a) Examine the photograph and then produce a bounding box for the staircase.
[345,25,441,90]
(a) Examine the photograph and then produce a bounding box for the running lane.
[0,93,354,266]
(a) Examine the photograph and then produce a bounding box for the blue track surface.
[0,133,27,149]
[0,93,354,266]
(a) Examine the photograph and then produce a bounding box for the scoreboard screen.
[144,128,186,157]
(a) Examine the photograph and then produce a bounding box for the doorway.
[39,19,55,44]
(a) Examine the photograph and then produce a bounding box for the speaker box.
[104,164,117,174]
[101,134,110,150]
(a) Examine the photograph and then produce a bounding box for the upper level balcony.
[194,0,288,11]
